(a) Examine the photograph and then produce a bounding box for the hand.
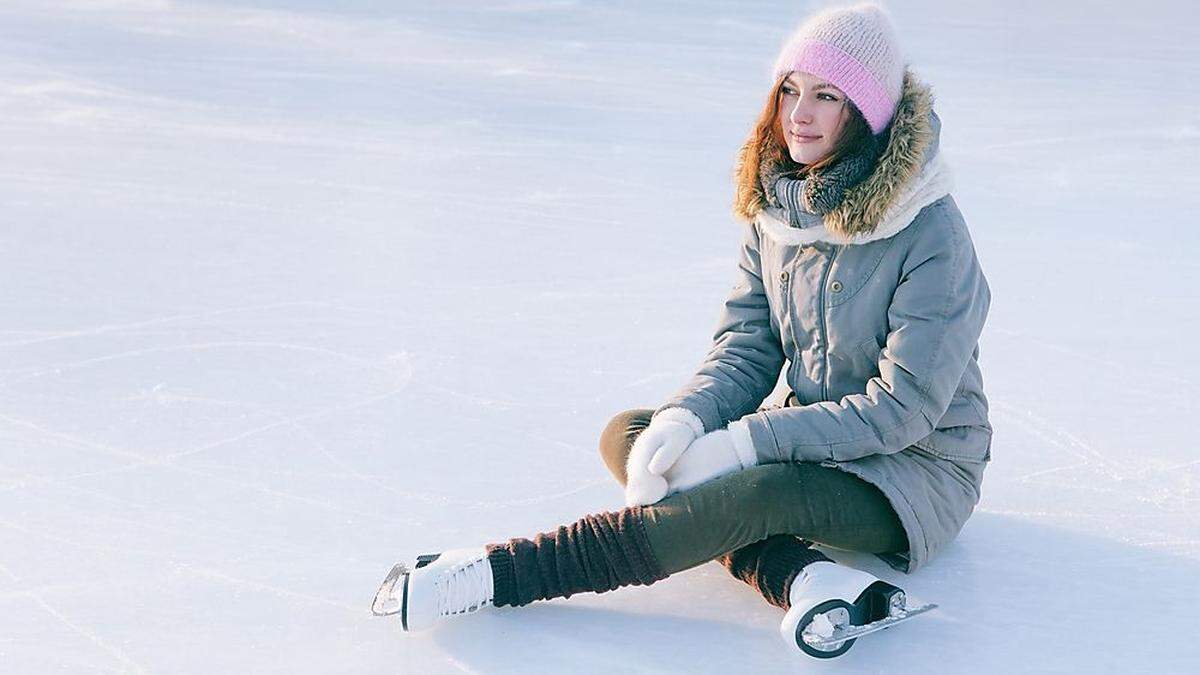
[624,408,704,507]
[662,428,757,496]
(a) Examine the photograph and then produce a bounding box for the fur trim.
[825,71,935,238]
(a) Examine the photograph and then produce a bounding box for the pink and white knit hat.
[772,3,906,134]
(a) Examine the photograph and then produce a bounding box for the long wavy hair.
[733,74,875,222]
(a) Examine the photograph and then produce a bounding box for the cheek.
[820,107,846,135]
[807,111,839,153]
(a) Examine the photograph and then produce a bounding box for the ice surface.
[2,0,1198,672]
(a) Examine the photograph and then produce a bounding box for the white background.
[2,1,1198,672]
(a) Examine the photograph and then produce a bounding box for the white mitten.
[624,407,704,507]
[663,421,758,495]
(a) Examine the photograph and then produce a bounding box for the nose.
[787,95,812,126]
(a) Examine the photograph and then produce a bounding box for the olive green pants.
[599,409,908,575]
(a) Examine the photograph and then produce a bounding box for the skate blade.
[803,602,937,649]
[370,563,409,616]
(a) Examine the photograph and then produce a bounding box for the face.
[777,71,850,165]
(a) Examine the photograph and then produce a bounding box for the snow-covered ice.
[2,0,1198,672]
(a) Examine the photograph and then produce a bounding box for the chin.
[788,146,827,165]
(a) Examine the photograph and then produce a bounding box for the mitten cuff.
[727,419,758,469]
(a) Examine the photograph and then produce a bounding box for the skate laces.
[435,554,494,617]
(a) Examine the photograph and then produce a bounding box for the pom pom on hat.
[772,3,906,134]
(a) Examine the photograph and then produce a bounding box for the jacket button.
[780,271,790,282]
[830,280,843,292]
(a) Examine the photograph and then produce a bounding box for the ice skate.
[370,547,495,632]
[780,561,936,659]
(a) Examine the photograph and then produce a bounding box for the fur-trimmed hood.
[753,71,953,246]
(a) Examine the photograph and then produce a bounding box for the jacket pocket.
[855,335,884,379]
[903,349,993,464]
[912,384,988,461]
[912,426,992,463]
[915,384,992,463]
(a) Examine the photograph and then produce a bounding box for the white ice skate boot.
[780,561,934,659]
[370,547,495,632]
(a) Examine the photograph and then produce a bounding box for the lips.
[790,131,822,142]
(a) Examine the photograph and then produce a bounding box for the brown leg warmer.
[485,506,669,608]
[716,534,832,610]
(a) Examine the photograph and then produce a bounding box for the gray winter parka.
[657,73,992,574]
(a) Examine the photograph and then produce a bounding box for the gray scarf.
[759,132,885,229]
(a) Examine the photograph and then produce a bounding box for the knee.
[598,408,654,486]
[683,463,805,535]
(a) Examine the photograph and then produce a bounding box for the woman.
[373,4,992,659]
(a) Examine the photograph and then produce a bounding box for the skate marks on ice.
[984,399,1199,559]
[924,514,1200,672]
[432,599,774,674]
[0,331,421,538]
[0,300,340,352]
[175,563,362,614]
[984,324,1199,520]
[264,395,613,511]
[0,301,438,670]
[0,293,623,675]
[990,395,1196,494]
[0,304,419,499]
[0,376,421,527]
[0,501,369,610]
[0,558,151,674]
[0,303,416,482]
[956,123,1200,157]
[987,326,1192,396]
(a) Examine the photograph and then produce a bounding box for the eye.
[818,92,839,102]
[781,86,799,96]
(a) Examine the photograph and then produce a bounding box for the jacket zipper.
[784,257,802,388]
[817,245,841,401]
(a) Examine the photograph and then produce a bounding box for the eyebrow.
[784,79,837,91]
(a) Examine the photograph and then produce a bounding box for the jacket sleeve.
[737,207,991,464]
[655,221,786,433]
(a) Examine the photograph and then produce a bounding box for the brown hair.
[733,74,875,222]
